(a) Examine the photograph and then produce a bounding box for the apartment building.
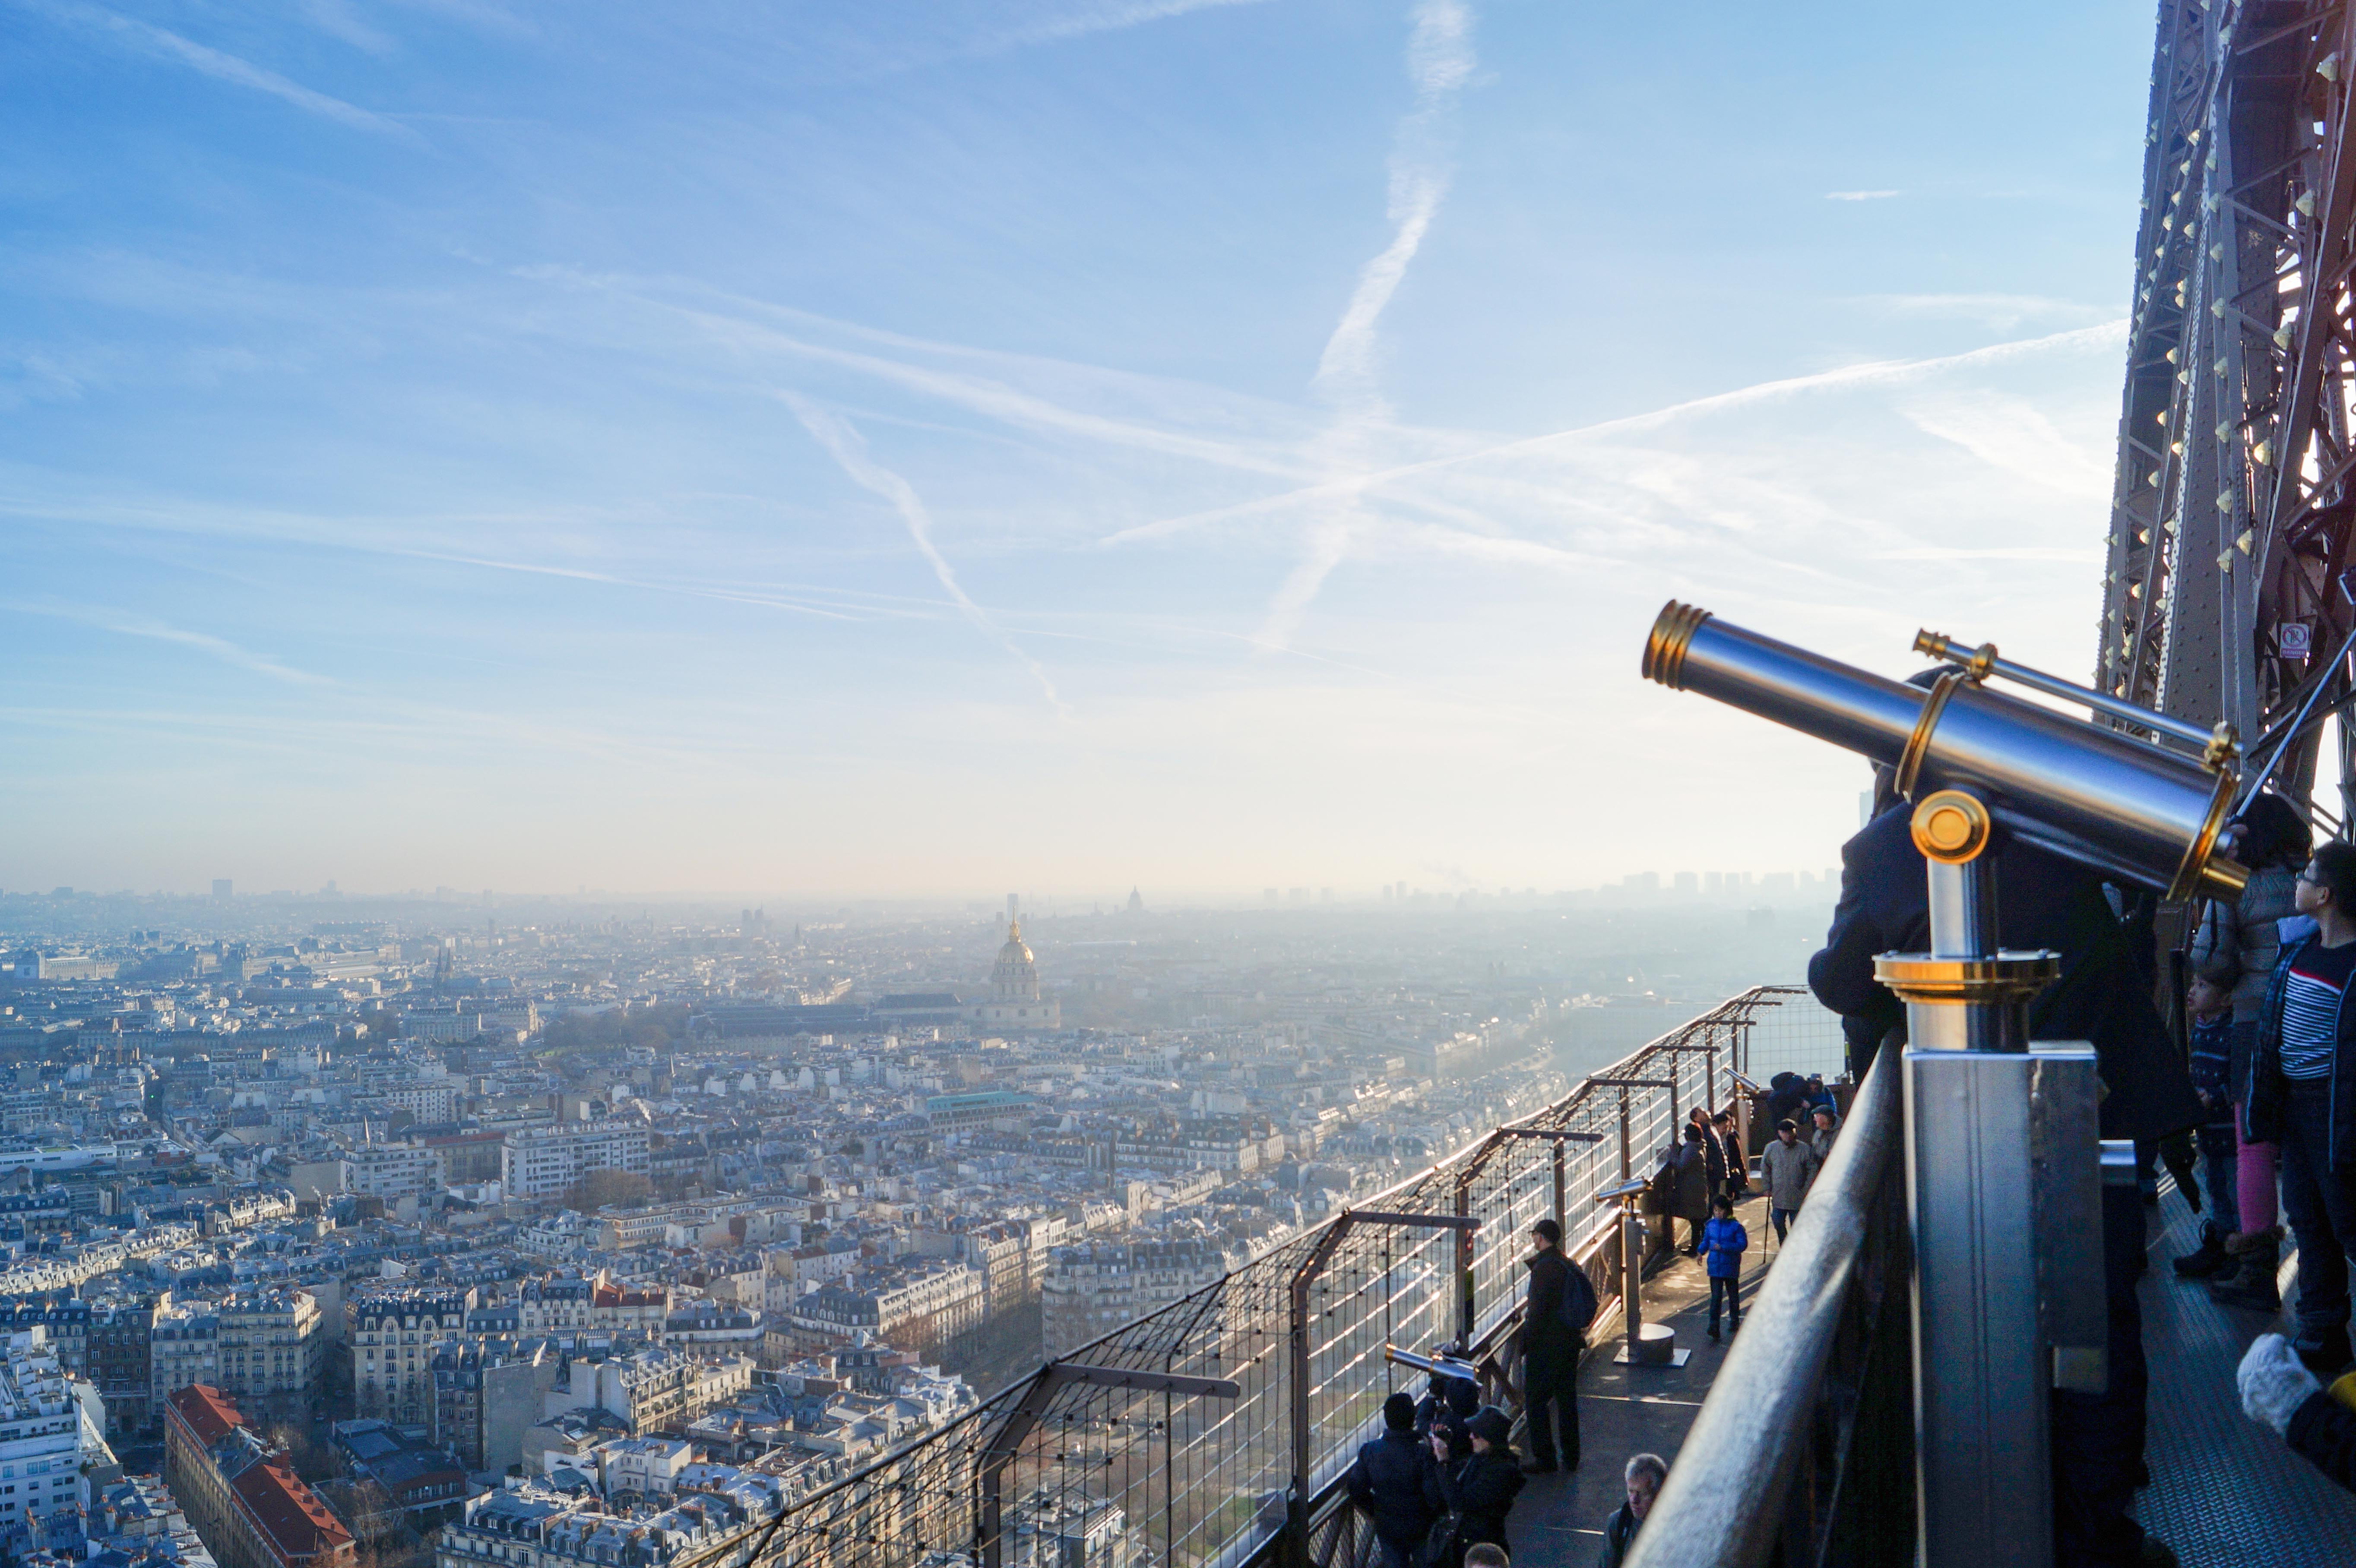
[350,1288,475,1427]
[786,1261,986,1359]
[89,1302,155,1434]
[500,1122,651,1200]
[540,1347,754,1436]
[150,1302,221,1414]
[163,1385,354,1568]
[1042,1241,1230,1357]
[0,1329,108,1558]
[214,1290,322,1408]
[345,1144,440,1203]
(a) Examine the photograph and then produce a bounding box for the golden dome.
[998,917,1033,965]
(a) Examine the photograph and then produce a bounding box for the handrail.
[743,985,1811,1568]
[1623,1031,1906,1568]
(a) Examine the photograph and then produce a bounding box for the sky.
[1,0,2162,901]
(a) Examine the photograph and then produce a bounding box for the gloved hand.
[2240,1333,2322,1435]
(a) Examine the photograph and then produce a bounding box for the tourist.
[1672,1124,1711,1255]
[2243,841,2356,1375]
[1808,1104,1839,1165]
[1759,1119,1818,1246]
[1517,1219,1581,1474]
[1430,1407,1525,1568]
[1346,1392,1443,1568]
[2195,793,2309,1313]
[1700,1194,1747,1341]
[1596,1453,1667,1568]
[2173,973,2242,1279]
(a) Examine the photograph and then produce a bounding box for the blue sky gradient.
[2,0,2159,898]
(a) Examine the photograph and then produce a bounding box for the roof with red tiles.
[166,1385,247,1447]
[231,1460,353,1563]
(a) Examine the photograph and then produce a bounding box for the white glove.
[2239,1333,2322,1435]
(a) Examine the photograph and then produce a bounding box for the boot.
[2210,1229,2282,1311]
[2172,1221,2229,1278]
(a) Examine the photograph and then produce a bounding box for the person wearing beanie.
[1346,1391,1444,1568]
[1430,1406,1526,1568]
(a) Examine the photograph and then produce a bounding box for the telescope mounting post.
[1874,788,2105,1568]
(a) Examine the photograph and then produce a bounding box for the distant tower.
[1126,887,1144,915]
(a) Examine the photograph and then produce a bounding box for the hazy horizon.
[5,1,2151,893]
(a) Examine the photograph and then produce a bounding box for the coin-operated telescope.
[1641,602,2247,1568]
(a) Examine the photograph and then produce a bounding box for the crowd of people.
[1343,1063,1827,1566]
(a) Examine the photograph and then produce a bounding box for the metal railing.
[1624,1029,1914,1568]
[746,986,1801,1568]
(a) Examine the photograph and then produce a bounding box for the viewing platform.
[1510,1183,1780,1567]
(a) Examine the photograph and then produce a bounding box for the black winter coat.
[1436,1449,1525,1557]
[1808,804,2201,1141]
[1345,1429,1444,1550]
[2288,1389,2356,1493]
[1522,1248,1580,1359]
[2247,922,2356,1169]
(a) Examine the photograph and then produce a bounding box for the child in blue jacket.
[1701,1195,1748,1342]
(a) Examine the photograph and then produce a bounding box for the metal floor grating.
[2132,1181,2356,1562]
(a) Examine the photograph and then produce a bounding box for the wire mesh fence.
[1740,983,1849,1084]
[751,986,1806,1568]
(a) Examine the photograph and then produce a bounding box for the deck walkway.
[1513,1185,1778,1568]
[1508,1171,2356,1567]
[2133,1178,2356,1561]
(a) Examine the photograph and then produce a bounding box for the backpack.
[1557,1258,1598,1338]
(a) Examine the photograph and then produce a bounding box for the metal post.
[1619,1091,1632,1179]
[1454,1178,1475,1348]
[1553,1142,1567,1240]
[1873,788,2075,1568]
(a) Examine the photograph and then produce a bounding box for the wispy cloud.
[8,601,331,685]
[783,393,1071,718]
[1260,0,1476,651]
[1826,190,1900,201]
[992,0,1273,48]
[16,0,419,140]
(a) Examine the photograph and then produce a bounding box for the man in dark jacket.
[1347,1392,1443,1568]
[1519,1218,1580,1473]
[1430,1407,1525,1567]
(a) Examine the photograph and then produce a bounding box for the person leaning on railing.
[1346,1392,1444,1568]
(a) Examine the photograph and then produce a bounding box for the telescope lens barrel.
[1642,603,2247,903]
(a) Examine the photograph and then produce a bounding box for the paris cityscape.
[12,0,2303,1561]
[0,874,1840,1568]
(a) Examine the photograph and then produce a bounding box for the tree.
[565,1168,652,1211]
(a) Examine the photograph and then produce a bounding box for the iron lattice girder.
[2102,0,2356,779]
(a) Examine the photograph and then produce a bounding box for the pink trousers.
[2237,1111,2279,1233]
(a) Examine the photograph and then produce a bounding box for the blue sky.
[2,0,2157,900]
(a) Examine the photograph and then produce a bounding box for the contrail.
[784,392,1072,718]
[1257,0,1475,651]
